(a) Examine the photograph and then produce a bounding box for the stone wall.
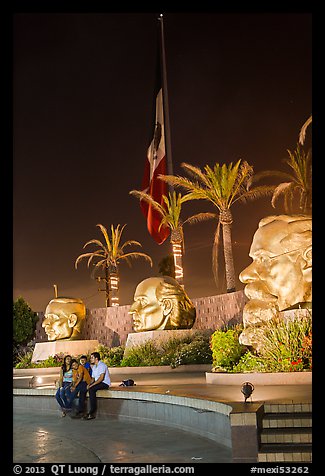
[34,290,247,347]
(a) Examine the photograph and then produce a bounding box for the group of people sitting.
[55,351,111,420]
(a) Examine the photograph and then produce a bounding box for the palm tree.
[299,114,312,145]
[75,224,153,307]
[247,144,312,214]
[159,160,275,293]
[129,189,215,286]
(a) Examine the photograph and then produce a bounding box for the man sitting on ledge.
[72,352,110,420]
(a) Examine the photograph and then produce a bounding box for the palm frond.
[120,240,142,251]
[181,162,211,186]
[130,189,166,216]
[75,252,103,269]
[236,185,276,204]
[247,170,294,189]
[299,115,312,145]
[271,182,293,208]
[119,252,153,267]
[82,239,106,250]
[183,212,217,225]
[96,224,112,252]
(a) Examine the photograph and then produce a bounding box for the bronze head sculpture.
[239,214,312,348]
[129,276,196,332]
[42,297,86,341]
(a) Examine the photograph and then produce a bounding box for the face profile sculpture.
[42,297,86,341]
[238,214,312,348]
[129,276,196,332]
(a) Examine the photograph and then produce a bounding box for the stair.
[258,403,312,462]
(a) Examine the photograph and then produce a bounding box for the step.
[260,427,312,444]
[258,443,312,462]
[262,412,312,428]
[264,403,312,413]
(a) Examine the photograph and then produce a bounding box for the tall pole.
[159,14,174,180]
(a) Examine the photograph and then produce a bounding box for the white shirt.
[92,360,111,386]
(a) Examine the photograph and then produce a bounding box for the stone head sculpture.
[42,297,86,341]
[129,276,196,332]
[238,214,312,347]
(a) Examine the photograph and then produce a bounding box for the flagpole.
[159,14,174,179]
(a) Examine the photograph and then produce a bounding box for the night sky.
[13,11,312,312]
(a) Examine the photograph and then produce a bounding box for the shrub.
[96,344,125,367]
[13,297,38,346]
[14,351,33,369]
[160,333,212,368]
[256,312,312,372]
[232,351,267,373]
[210,324,247,372]
[120,341,162,367]
[15,351,72,369]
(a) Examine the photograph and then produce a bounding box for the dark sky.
[13,12,312,312]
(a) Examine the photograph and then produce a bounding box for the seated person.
[64,358,92,409]
[55,355,73,417]
[79,355,92,377]
[72,352,110,420]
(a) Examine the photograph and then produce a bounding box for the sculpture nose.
[128,302,139,314]
[239,262,258,283]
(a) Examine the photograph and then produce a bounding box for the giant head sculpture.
[42,297,86,341]
[129,276,196,332]
[238,214,312,347]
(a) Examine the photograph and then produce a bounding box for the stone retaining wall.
[33,290,247,347]
[13,389,233,448]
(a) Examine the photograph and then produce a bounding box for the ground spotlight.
[241,382,254,402]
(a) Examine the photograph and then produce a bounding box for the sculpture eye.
[255,255,271,267]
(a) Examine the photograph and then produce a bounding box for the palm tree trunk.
[171,228,184,287]
[104,265,110,307]
[220,210,236,293]
[109,265,119,306]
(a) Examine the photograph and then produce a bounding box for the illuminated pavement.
[13,408,232,463]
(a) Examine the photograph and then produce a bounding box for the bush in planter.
[15,352,72,369]
[120,341,162,367]
[96,344,125,367]
[210,324,247,372]
[232,351,267,373]
[161,333,212,368]
[256,312,312,372]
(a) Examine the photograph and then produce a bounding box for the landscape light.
[241,382,254,402]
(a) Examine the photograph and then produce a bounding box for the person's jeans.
[55,381,71,409]
[78,382,109,415]
[64,381,87,409]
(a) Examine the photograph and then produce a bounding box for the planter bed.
[206,371,312,386]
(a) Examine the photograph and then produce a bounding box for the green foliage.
[232,351,266,373]
[15,316,312,373]
[257,313,312,372]
[96,344,125,367]
[15,351,71,369]
[120,341,162,367]
[160,333,212,368]
[209,313,312,373]
[14,351,33,369]
[210,325,247,371]
[13,297,39,345]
